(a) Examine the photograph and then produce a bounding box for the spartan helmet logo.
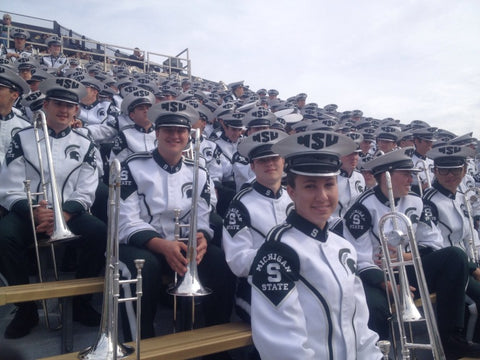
[355,180,364,193]
[339,248,356,275]
[405,207,419,224]
[181,182,193,199]
[65,144,81,161]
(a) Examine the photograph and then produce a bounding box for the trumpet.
[78,159,144,360]
[379,171,445,359]
[168,128,211,331]
[24,110,80,329]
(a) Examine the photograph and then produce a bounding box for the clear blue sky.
[3,0,480,137]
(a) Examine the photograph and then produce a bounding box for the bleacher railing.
[0,10,191,77]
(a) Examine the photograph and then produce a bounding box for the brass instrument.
[377,340,391,359]
[379,171,445,359]
[78,159,144,360]
[463,186,480,265]
[168,128,211,331]
[414,159,432,196]
[24,110,80,329]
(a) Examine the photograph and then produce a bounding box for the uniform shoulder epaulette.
[16,125,33,135]
[354,187,375,203]
[231,184,254,201]
[407,190,421,198]
[266,222,292,243]
[72,127,94,141]
[183,157,209,175]
[422,186,437,201]
[125,151,152,164]
[16,112,30,123]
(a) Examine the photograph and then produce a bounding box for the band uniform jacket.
[109,124,156,164]
[333,169,365,218]
[232,151,255,192]
[342,186,443,287]
[198,135,222,184]
[87,112,133,144]
[411,151,434,188]
[213,133,240,182]
[0,126,98,216]
[40,54,68,68]
[223,182,292,317]
[421,181,480,266]
[0,111,30,163]
[248,210,382,360]
[118,150,214,247]
[77,100,119,127]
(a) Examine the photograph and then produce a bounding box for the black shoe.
[73,300,101,327]
[444,333,480,359]
[4,302,39,339]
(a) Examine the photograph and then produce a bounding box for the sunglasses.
[436,167,463,176]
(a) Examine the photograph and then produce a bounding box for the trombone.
[25,110,80,329]
[78,159,144,360]
[168,128,211,331]
[463,186,480,265]
[379,171,445,359]
[414,159,432,197]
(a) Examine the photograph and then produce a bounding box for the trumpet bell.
[77,334,134,359]
[168,271,212,297]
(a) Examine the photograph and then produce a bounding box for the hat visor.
[251,153,280,161]
[290,169,340,177]
[434,164,464,169]
[156,123,190,129]
[46,96,79,105]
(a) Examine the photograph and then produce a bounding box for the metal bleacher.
[0,10,192,78]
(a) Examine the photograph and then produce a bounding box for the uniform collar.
[48,126,71,138]
[413,150,426,160]
[134,123,154,133]
[152,149,183,174]
[220,132,233,143]
[433,180,456,199]
[0,111,15,121]
[287,210,329,242]
[252,181,283,199]
[81,100,100,110]
[374,185,399,207]
[339,168,353,178]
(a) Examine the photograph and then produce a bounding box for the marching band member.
[40,36,68,69]
[411,126,437,195]
[333,132,365,217]
[223,129,291,324]
[0,77,107,338]
[232,106,277,191]
[0,66,30,163]
[420,144,480,340]
[3,28,31,62]
[109,89,155,163]
[117,100,234,341]
[213,110,244,217]
[342,147,480,358]
[249,130,382,360]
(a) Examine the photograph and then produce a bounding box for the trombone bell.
[78,336,134,359]
[168,270,212,297]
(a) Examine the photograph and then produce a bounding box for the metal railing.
[0,10,191,76]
